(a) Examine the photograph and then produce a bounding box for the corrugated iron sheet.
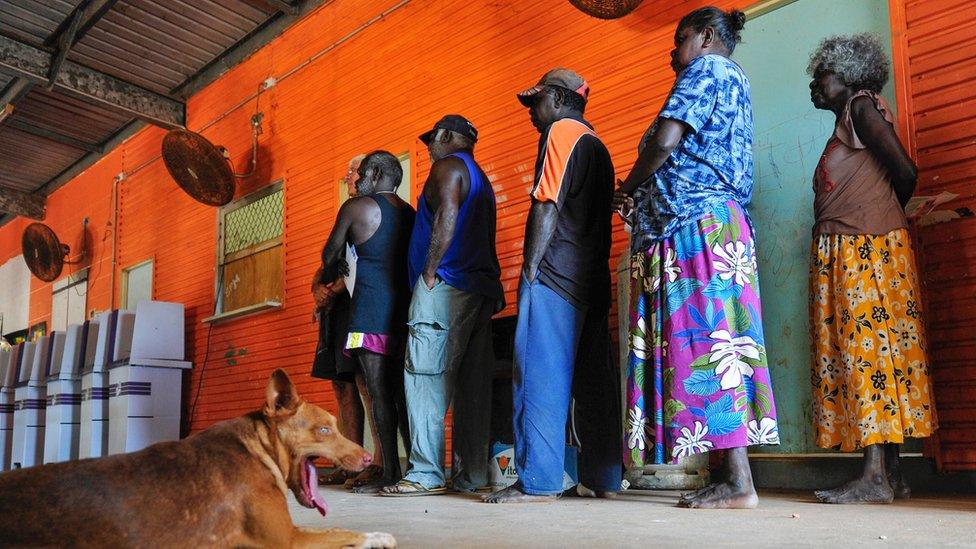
[905,0,976,471]
[13,88,132,145]
[0,129,87,191]
[70,0,275,95]
[0,0,83,47]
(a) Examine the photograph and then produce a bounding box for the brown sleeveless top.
[812,90,907,236]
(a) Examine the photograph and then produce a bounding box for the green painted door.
[735,0,896,453]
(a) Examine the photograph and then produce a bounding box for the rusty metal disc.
[568,0,643,19]
[161,129,235,206]
[22,223,66,282]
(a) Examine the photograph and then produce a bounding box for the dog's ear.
[264,368,301,418]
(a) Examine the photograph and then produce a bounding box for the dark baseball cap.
[517,68,590,107]
[419,114,479,145]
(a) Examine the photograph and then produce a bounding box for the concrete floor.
[290,486,976,548]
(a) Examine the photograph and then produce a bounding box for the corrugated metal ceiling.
[0,0,84,47]
[70,0,275,95]
[16,87,133,144]
[0,0,322,222]
[0,129,88,192]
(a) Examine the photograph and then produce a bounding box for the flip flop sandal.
[318,469,354,486]
[345,465,384,489]
[377,479,447,497]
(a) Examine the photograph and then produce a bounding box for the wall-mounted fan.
[21,221,88,282]
[161,113,264,207]
[569,0,643,19]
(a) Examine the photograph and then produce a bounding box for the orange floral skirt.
[809,228,937,451]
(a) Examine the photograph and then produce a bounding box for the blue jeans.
[513,277,622,495]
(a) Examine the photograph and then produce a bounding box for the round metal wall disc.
[22,223,66,282]
[161,129,236,206]
[568,0,643,19]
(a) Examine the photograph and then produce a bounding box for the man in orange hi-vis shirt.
[484,68,621,504]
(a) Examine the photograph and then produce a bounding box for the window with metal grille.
[223,191,284,256]
[211,181,284,320]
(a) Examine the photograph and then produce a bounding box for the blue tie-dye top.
[632,54,754,251]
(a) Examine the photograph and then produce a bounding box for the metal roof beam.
[46,8,86,89]
[6,119,103,153]
[46,0,123,88]
[46,0,122,49]
[0,187,45,220]
[0,33,185,129]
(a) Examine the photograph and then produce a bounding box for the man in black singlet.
[319,151,415,493]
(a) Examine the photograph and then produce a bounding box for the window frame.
[119,258,154,310]
[204,179,285,324]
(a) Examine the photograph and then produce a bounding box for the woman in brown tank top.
[806,33,937,505]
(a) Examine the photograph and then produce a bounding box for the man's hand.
[312,283,331,308]
[423,270,438,290]
[522,200,557,291]
[313,280,343,313]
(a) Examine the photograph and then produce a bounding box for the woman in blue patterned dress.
[613,6,780,509]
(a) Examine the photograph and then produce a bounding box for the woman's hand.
[615,195,635,223]
[612,178,635,219]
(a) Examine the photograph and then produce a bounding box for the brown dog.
[0,369,396,548]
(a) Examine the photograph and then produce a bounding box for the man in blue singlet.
[380,115,504,496]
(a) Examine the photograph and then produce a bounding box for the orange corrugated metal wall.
[892,0,976,471]
[87,0,744,432]
[9,157,120,334]
[3,0,974,470]
[0,217,27,267]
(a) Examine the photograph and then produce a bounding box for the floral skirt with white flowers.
[810,228,937,452]
[625,201,779,467]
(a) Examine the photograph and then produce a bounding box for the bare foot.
[677,481,759,509]
[482,483,560,504]
[352,478,397,494]
[815,474,894,504]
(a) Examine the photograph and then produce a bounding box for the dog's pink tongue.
[304,459,328,517]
